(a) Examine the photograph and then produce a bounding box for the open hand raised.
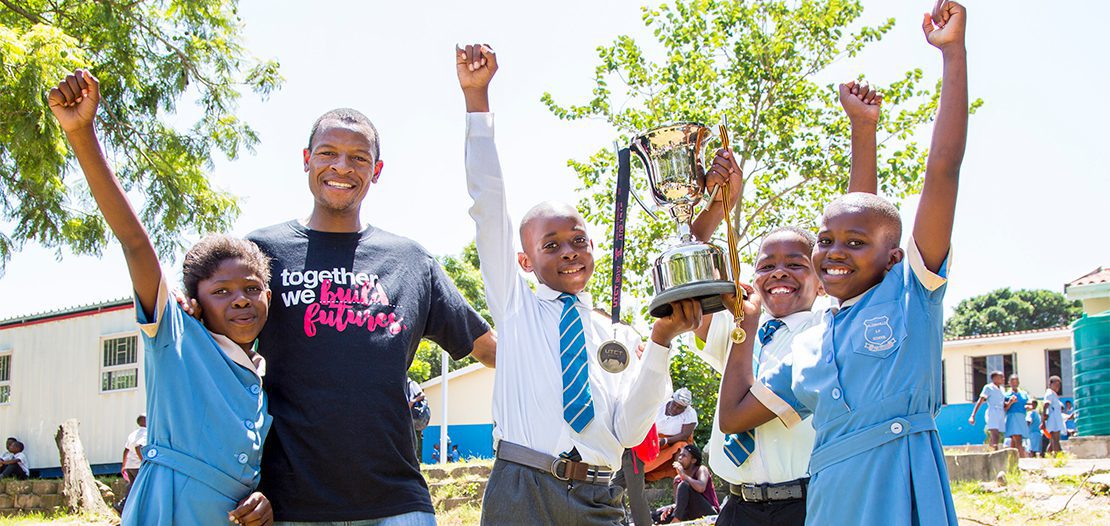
[47,69,100,133]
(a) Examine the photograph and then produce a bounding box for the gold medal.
[731,325,747,344]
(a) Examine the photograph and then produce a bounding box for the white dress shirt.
[465,112,670,470]
[695,307,822,485]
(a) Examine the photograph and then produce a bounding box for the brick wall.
[0,478,128,515]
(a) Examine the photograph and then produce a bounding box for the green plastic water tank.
[1073,310,1110,436]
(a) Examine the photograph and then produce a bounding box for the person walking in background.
[1064,400,1078,438]
[115,414,148,513]
[1003,375,1027,457]
[407,377,430,461]
[1026,400,1044,458]
[1042,376,1066,454]
[969,371,1006,450]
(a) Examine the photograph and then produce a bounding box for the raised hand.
[838,80,882,128]
[650,298,704,347]
[47,69,101,134]
[922,1,967,51]
[456,43,498,91]
[704,148,743,208]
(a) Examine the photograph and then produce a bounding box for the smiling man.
[247,108,496,525]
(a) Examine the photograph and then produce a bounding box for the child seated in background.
[0,441,29,480]
[48,69,274,526]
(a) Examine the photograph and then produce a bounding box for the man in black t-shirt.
[248,108,495,524]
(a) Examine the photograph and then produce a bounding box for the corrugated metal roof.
[945,325,1070,343]
[0,298,132,329]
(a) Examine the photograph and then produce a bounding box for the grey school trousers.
[480,458,625,526]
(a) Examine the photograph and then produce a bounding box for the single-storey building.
[0,299,144,476]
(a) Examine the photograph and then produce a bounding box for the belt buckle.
[550,458,571,481]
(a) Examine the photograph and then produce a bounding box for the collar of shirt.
[833,284,878,314]
[759,309,818,334]
[210,332,267,381]
[534,282,593,306]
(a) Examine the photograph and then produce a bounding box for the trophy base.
[649,280,736,318]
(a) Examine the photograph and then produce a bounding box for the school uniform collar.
[208,331,266,382]
[535,282,592,306]
[758,309,816,334]
[832,284,878,314]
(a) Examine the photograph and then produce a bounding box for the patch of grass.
[1051,451,1074,468]
[0,511,113,525]
[437,502,482,526]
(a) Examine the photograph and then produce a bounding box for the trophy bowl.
[630,123,736,318]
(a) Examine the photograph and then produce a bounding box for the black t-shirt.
[248,220,489,521]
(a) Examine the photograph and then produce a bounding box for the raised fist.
[47,69,100,133]
[838,80,882,128]
[922,1,967,51]
[456,43,498,91]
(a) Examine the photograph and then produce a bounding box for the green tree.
[544,0,979,444]
[944,288,1082,338]
[409,241,492,383]
[543,0,980,316]
[0,0,282,274]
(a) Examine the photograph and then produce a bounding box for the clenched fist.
[47,69,101,134]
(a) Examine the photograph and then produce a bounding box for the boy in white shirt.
[457,43,734,525]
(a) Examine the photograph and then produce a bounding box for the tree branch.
[1,0,46,24]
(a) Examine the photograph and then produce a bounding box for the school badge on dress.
[863,315,896,352]
[597,339,630,373]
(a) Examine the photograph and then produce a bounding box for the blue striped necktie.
[558,293,595,432]
[723,319,785,466]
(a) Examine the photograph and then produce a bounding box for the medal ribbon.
[611,147,631,325]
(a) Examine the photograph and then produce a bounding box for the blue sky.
[1,0,1107,320]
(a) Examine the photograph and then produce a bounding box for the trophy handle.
[631,188,660,221]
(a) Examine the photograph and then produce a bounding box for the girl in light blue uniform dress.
[1043,376,1066,454]
[1026,401,1044,457]
[47,69,275,526]
[1004,375,1028,456]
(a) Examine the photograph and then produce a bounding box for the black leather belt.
[730,477,808,502]
[496,441,614,485]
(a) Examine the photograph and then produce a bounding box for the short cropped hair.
[823,193,902,248]
[989,370,1004,380]
[682,443,704,467]
[760,225,817,254]
[1048,375,1062,384]
[182,235,272,300]
[307,108,380,161]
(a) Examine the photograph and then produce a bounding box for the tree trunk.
[54,418,117,518]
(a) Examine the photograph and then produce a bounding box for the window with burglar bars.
[0,353,10,404]
[965,353,1018,402]
[100,335,139,392]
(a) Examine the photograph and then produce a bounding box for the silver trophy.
[629,123,736,318]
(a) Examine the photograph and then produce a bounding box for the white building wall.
[422,364,494,427]
[942,330,1072,404]
[0,306,145,470]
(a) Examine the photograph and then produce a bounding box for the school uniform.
[1005,389,1028,437]
[785,239,957,526]
[466,112,671,525]
[1026,410,1044,453]
[980,383,1005,432]
[122,277,271,526]
[694,307,821,526]
[1044,390,1066,433]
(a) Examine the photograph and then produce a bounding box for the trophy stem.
[677,222,693,243]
